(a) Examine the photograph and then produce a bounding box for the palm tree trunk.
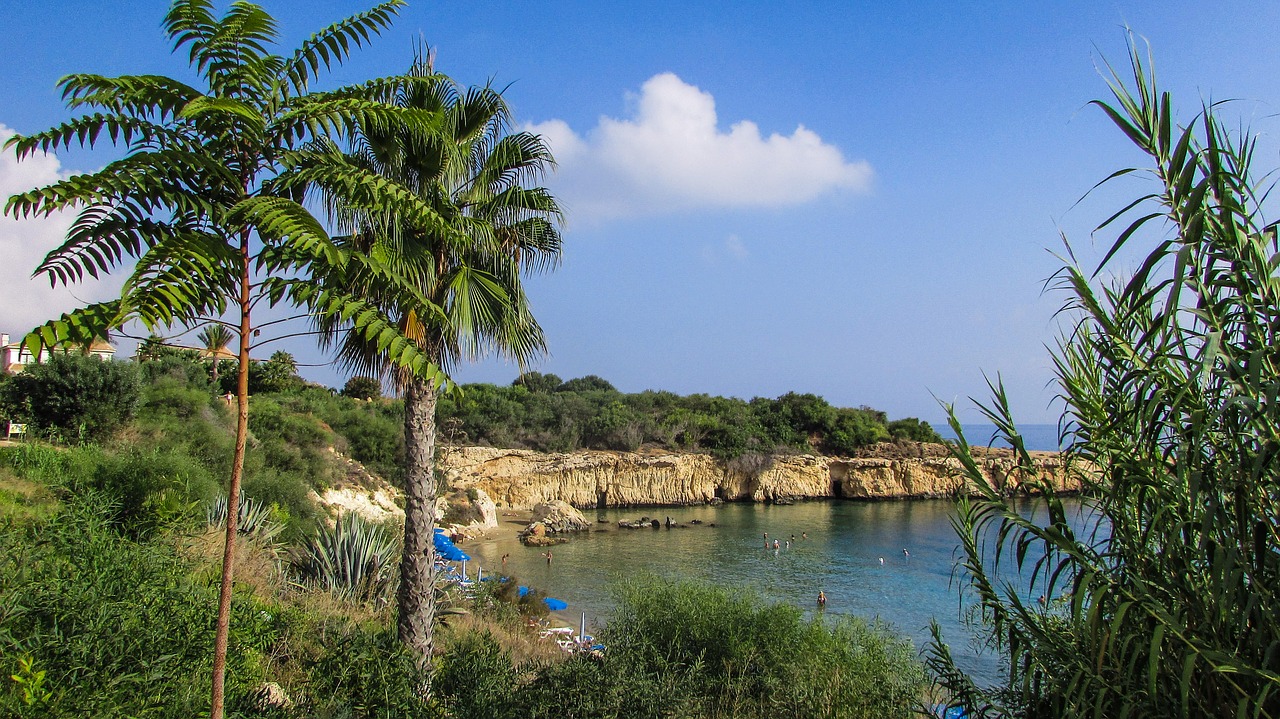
[210,232,252,719]
[398,374,438,676]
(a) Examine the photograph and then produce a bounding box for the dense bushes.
[0,354,141,442]
[438,380,938,458]
[430,577,927,719]
[0,493,276,717]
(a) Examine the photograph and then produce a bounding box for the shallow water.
[460,497,1086,683]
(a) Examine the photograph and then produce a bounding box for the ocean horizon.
[932,422,1066,453]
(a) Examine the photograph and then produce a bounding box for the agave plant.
[295,513,398,604]
[205,496,283,543]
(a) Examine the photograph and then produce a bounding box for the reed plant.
[929,38,1280,719]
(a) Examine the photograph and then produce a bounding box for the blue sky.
[2,1,1279,423]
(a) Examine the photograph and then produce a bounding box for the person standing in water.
[817,590,827,608]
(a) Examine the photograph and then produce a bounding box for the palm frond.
[283,0,406,94]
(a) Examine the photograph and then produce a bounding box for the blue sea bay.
[464,496,1086,685]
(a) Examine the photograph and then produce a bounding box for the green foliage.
[94,446,221,533]
[341,375,383,401]
[556,374,615,393]
[438,378,934,459]
[512,371,562,393]
[139,351,214,391]
[252,351,303,395]
[294,513,398,603]
[886,417,942,443]
[595,577,926,719]
[0,354,140,442]
[0,492,279,717]
[434,631,521,719]
[303,624,433,718]
[929,41,1280,719]
[206,495,284,542]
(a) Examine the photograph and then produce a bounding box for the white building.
[1,332,116,374]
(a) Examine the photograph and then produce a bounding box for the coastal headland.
[436,442,1077,512]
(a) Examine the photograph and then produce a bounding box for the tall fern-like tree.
[198,323,233,387]
[3,3,451,717]
[317,57,563,670]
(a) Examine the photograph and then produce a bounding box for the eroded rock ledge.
[437,443,1077,511]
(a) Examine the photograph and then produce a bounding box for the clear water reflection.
[461,497,1085,683]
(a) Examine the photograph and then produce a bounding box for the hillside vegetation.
[0,352,927,717]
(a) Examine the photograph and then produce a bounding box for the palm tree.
[198,324,233,388]
[4,3,450,716]
[318,57,563,670]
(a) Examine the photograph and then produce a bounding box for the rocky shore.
[437,442,1077,512]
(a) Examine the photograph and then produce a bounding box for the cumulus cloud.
[528,73,873,223]
[0,124,123,339]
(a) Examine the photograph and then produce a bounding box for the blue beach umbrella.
[543,597,568,611]
[438,545,470,562]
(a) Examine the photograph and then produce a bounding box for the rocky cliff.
[437,444,1078,511]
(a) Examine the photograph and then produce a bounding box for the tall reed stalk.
[929,38,1280,719]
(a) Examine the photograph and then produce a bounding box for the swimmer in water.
[785,540,791,549]
[817,590,827,607]
[879,557,885,566]
[801,532,808,540]
[903,549,910,559]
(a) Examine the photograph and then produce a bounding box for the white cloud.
[527,73,873,223]
[0,124,123,340]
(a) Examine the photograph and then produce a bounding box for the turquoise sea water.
[463,497,1085,685]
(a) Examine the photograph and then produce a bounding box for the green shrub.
[434,631,520,719]
[0,354,141,442]
[599,577,926,719]
[886,417,942,444]
[94,447,220,533]
[341,376,383,401]
[0,492,278,717]
[138,353,212,391]
[303,624,432,718]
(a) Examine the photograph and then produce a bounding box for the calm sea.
[934,422,1066,453]
[463,497,1087,685]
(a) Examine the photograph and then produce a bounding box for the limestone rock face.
[437,445,1079,511]
[437,488,500,530]
[530,500,591,533]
